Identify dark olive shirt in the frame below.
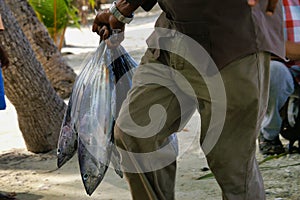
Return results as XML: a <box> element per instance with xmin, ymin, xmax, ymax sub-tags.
<box><xmin>128</xmin><ymin>0</ymin><xmax>284</xmax><ymax>69</ymax></box>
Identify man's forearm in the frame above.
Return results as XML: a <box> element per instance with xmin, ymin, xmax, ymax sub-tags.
<box><xmin>286</xmin><ymin>40</ymin><xmax>300</xmax><ymax>61</ymax></box>
<box><xmin>116</xmin><ymin>0</ymin><xmax>157</xmax><ymax>16</ymax></box>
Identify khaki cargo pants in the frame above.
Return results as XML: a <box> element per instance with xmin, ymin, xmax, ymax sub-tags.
<box><xmin>114</xmin><ymin>40</ymin><xmax>269</xmax><ymax>200</ymax></box>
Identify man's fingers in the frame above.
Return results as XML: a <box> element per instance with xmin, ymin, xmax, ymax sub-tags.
<box><xmin>102</xmin><ymin>26</ymin><xmax>110</xmax><ymax>40</ymax></box>
<box><xmin>266</xmin><ymin>0</ymin><xmax>279</xmax><ymax>15</ymax></box>
<box><xmin>92</xmin><ymin>23</ymin><xmax>99</xmax><ymax>33</ymax></box>
<box><xmin>92</xmin><ymin>25</ymin><xmax>110</xmax><ymax>41</ymax></box>
<box><xmin>91</xmin><ymin>8</ymin><xmax>125</xmax><ymax>45</ymax></box>
<box><xmin>92</xmin><ymin>9</ymin><xmax>110</xmax><ymax>34</ymax></box>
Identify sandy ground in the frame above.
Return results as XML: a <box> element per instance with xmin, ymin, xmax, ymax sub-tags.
<box><xmin>1</xmin><ymin>10</ymin><xmax>300</xmax><ymax>200</ymax></box>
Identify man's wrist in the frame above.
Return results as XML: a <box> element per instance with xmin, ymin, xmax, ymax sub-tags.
<box><xmin>115</xmin><ymin>0</ymin><xmax>140</xmax><ymax>17</ymax></box>
<box><xmin>110</xmin><ymin>1</ymin><xmax>134</xmax><ymax>24</ymax></box>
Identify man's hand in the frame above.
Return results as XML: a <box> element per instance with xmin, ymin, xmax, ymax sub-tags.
<box><xmin>92</xmin><ymin>0</ymin><xmax>140</xmax><ymax>47</ymax></box>
<box><xmin>248</xmin><ymin>0</ymin><xmax>279</xmax><ymax>15</ymax></box>
<box><xmin>92</xmin><ymin>9</ymin><xmax>125</xmax><ymax>46</ymax></box>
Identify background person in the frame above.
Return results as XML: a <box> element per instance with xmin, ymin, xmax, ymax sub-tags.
<box><xmin>0</xmin><ymin>14</ymin><xmax>9</xmax><ymax>110</ymax></box>
<box><xmin>259</xmin><ymin>0</ymin><xmax>300</xmax><ymax>155</ymax></box>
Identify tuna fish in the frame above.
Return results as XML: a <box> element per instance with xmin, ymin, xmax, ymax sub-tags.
<box><xmin>57</xmin><ymin>41</ymin><xmax>138</xmax><ymax>196</ymax></box>
<box><xmin>78</xmin><ymin>138</ymin><xmax>109</xmax><ymax>196</ymax></box>
<box><xmin>57</xmin><ymin>97</ymin><xmax>78</xmax><ymax>168</ymax></box>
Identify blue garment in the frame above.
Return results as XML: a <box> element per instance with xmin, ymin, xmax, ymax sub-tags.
<box><xmin>0</xmin><ymin>68</ymin><xmax>6</xmax><ymax>110</ymax></box>
<box><xmin>261</xmin><ymin>61</ymin><xmax>295</xmax><ymax>140</ymax></box>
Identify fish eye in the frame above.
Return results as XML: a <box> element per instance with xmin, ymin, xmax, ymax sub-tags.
<box><xmin>57</xmin><ymin>149</ymin><xmax>61</xmax><ymax>155</ymax></box>
<box><xmin>83</xmin><ymin>174</ymin><xmax>89</xmax><ymax>180</ymax></box>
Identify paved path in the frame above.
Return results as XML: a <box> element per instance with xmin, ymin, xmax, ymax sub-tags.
<box><xmin>0</xmin><ymin>10</ymin><xmax>160</xmax><ymax>152</ymax></box>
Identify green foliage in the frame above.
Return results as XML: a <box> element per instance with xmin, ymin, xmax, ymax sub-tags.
<box><xmin>196</xmin><ymin>173</ymin><xmax>215</xmax><ymax>180</ymax></box>
<box><xmin>258</xmin><ymin>152</ymin><xmax>288</xmax><ymax>165</ymax></box>
<box><xmin>89</xmin><ymin>0</ymin><xmax>95</xmax><ymax>9</ymax></box>
<box><xmin>28</xmin><ymin>0</ymin><xmax>80</xmax><ymax>38</ymax></box>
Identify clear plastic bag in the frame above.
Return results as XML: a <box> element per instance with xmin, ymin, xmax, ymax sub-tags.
<box><xmin>57</xmin><ymin>41</ymin><xmax>137</xmax><ymax>195</ymax></box>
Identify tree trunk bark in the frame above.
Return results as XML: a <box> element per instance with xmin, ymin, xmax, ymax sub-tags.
<box><xmin>4</xmin><ymin>0</ymin><xmax>77</xmax><ymax>99</ymax></box>
<box><xmin>0</xmin><ymin>0</ymin><xmax>66</xmax><ymax>153</ymax></box>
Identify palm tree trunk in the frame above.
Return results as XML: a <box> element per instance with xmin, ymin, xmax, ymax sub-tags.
<box><xmin>0</xmin><ymin>0</ymin><xmax>66</xmax><ymax>153</ymax></box>
<box><xmin>4</xmin><ymin>0</ymin><xmax>77</xmax><ymax>99</ymax></box>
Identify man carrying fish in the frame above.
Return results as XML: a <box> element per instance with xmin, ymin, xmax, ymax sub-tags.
<box><xmin>92</xmin><ymin>0</ymin><xmax>284</xmax><ymax>199</ymax></box>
